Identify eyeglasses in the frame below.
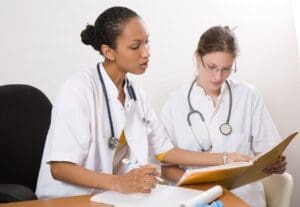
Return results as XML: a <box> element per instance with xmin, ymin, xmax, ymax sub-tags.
<box><xmin>201</xmin><ymin>58</ymin><xmax>237</xmax><ymax>75</ymax></box>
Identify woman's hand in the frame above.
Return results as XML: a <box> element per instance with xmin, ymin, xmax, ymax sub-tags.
<box><xmin>116</xmin><ymin>165</ymin><xmax>159</xmax><ymax>193</ymax></box>
<box><xmin>263</xmin><ymin>155</ymin><xmax>287</xmax><ymax>174</ymax></box>
<box><xmin>227</xmin><ymin>152</ymin><xmax>252</xmax><ymax>163</ymax></box>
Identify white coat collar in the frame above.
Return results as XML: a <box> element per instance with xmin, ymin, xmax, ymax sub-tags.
<box><xmin>218</xmin><ymin>79</ymin><xmax>232</xmax><ymax>102</ymax></box>
<box><xmin>99</xmin><ymin>63</ymin><xmax>119</xmax><ymax>99</ymax></box>
<box><xmin>193</xmin><ymin>79</ymin><xmax>231</xmax><ymax>101</ymax></box>
<box><xmin>99</xmin><ymin>63</ymin><xmax>134</xmax><ymax>108</ymax></box>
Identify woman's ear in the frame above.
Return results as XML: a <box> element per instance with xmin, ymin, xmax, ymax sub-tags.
<box><xmin>194</xmin><ymin>53</ymin><xmax>201</xmax><ymax>67</ymax></box>
<box><xmin>100</xmin><ymin>45</ymin><xmax>116</xmax><ymax>61</ymax></box>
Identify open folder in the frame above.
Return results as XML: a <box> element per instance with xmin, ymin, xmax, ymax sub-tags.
<box><xmin>177</xmin><ymin>131</ymin><xmax>299</xmax><ymax>189</ymax></box>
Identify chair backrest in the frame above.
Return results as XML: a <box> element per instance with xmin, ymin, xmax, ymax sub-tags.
<box><xmin>261</xmin><ymin>172</ymin><xmax>293</xmax><ymax>207</ymax></box>
<box><xmin>0</xmin><ymin>84</ymin><xmax>52</xmax><ymax>192</ymax></box>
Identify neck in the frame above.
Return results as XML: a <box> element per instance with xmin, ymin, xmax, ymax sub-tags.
<box><xmin>102</xmin><ymin>60</ymin><xmax>126</xmax><ymax>105</ymax></box>
<box><xmin>103</xmin><ymin>60</ymin><xmax>126</xmax><ymax>91</ymax></box>
<box><xmin>196</xmin><ymin>77</ymin><xmax>220</xmax><ymax>106</ymax></box>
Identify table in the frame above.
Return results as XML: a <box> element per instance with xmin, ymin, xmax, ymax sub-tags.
<box><xmin>0</xmin><ymin>185</ymin><xmax>250</xmax><ymax>207</ymax></box>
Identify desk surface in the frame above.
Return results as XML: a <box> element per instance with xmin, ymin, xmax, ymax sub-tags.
<box><xmin>0</xmin><ymin>185</ymin><xmax>249</xmax><ymax>207</ymax></box>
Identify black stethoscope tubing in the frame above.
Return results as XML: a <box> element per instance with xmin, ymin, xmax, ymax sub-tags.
<box><xmin>97</xmin><ymin>63</ymin><xmax>115</xmax><ymax>139</ymax></box>
<box><xmin>97</xmin><ymin>63</ymin><xmax>138</xmax><ymax>150</ymax></box>
<box><xmin>187</xmin><ymin>78</ymin><xmax>233</xmax><ymax>136</ymax></box>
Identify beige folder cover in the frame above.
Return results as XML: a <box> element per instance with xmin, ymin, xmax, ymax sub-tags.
<box><xmin>177</xmin><ymin>131</ymin><xmax>299</xmax><ymax>189</ymax></box>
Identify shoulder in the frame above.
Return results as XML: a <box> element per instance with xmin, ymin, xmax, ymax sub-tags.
<box><xmin>160</xmin><ymin>83</ymin><xmax>191</xmax><ymax>112</ymax></box>
<box><xmin>168</xmin><ymin>83</ymin><xmax>191</xmax><ymax>101</ymax></box>
<box><xmin>62</xmin><ymin>68</ymin><xmax>97</xmax><ymax>90</ymax></box>
<box><xmin>166</xmin><ymin>83</ymin><xmax>191</xmax><ymax>103</ymax></box>
<box><xmin>59</xmin><ymin>68</ymin><xmax>98</xmax><ymax>95</ymax></box>
<box><xmin>229</xmin><ymin>79</ymin><xmax>260</xmax><ymax>97</ymax></box>
<box><xmin>55</xmin><ymin>67</ymin><xmax>99</xmax><ymax>105</ymax></box>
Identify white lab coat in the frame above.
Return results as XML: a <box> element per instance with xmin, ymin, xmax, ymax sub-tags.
<box><xmin>160</xmin><ymin>79</ymin><xmax>281</xmax><ymax>207</ymax></box>
<box><xmin>36</xmin><ymin>63</ymin><xmax>173</xmax><ymax>198</ymax></box>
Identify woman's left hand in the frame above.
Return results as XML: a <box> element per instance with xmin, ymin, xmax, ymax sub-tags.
<box><xmin>263</xmin><ymin>155</ymin><xmax>287</xmax><ymax>174</ymax></box>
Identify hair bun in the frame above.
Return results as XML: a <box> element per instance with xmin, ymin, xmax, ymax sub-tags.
<box><xmin>81</xmin><ymin>25</ymin><xmax>97</xmax><ymax>49</ymax></box>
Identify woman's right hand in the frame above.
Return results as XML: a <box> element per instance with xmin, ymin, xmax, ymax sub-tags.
<box><xmin>227</xmin><ymin>152</ymin><xmax>252</xmax><ymax>163</ymax></box>
<box><xmin>116</xmin><ymin>165</ymin><xmax>159</xmax><ymax>193</ymax></box>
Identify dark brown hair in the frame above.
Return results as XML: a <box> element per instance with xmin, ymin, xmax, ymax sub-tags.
<box><xmin>196</xmin><ymin>26</ymin><xmax>238</xmax><ymax>58</ymax></box>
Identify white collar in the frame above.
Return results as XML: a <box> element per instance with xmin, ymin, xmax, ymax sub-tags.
<box><xmin>99</xmin><ymin>63</ymin><xmax>119</xmax><ymax>99</ymax></box>
<box><xmin>99</xmin><ymin>63</ymin><xmax>134</xmax><ymax>106</ymax></box>
<box><xmin>194</xmin><ymin>79</ymin><xmax>230</xmax><ymax>98</ymax></box>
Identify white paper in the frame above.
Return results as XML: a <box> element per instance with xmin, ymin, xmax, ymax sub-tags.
<box><xmin>181</xmin><ymin>185</ymin><xmax>223</xmax><ymax>207</ymax></box>
<box><xmin>90</xmin><ymin>184</ymin><xmax>203</xmax><ymax>207</ymax></box>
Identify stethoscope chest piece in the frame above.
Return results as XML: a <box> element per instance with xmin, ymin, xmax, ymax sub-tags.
<box><xmin>219</xmin><ymin>123</ymin><xmax>232</xmax><ymax>135</ymax></box>
<box><xmin>108</xmin><ymin>136</ymin><xmax>119</xmax><ymax>150</ymax></box>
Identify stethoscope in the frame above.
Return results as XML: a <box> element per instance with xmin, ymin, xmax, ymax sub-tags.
<box><xmin>97</xmin><ymin>63</ymin><xmax>151</xmax><ymax>150</ymax></box>
<box><xmin>97</xmin><ymin>63</ymin><xmax>138</xmax><ymax>150</ymax></box>
<box><xmin>187</xmin><ymin>78</ymin><xmax>233</xmax><ymax>151</ymax></box>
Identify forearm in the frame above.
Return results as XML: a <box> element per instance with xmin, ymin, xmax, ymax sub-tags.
<box><xmin>50</xmin><ymin>161</ymin><xmax>120</xmax><ymax>191</ymax></box>
<box><xmin>161</xmin><ymin>165</ymin><xmax>184</xmax><ymax>182</ymax></box>
<box><xmin>162</xmin><ymin>148</ymin><xmax>223</xmax><ymax>166</ymax></box>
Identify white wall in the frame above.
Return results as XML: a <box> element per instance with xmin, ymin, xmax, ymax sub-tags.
<box><xmin>292</xmin><ymin>0</ymin><xmax>300</xmax><ymax>68</ymax></box>
<box><xmin>0</xmin><ymin>0</ymin><xmax>299</xmax><ymax>206</ymax></box>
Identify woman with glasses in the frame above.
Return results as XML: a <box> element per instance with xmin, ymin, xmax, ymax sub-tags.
<box><xmin>160</xmin><ymin>26</ymin><xmax>287</xmax><ymax>207</ymax></box>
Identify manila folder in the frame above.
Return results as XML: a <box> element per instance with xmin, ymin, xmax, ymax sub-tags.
<box><xmin>177</xmin><ymin>131</ymin><xmax>299</xmax><ymax>189</ymax></box>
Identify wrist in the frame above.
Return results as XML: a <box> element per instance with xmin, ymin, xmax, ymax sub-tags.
<box><xmin>111</xmin><ymin>175</ymin><xmax>122</xmax><ymax>192</ymax></box>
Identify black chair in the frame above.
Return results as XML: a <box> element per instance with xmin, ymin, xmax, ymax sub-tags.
<box><xmin>0</xmin><ymin>84</ymin><xmax>52</xmax><ymax>203</ymax></box>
